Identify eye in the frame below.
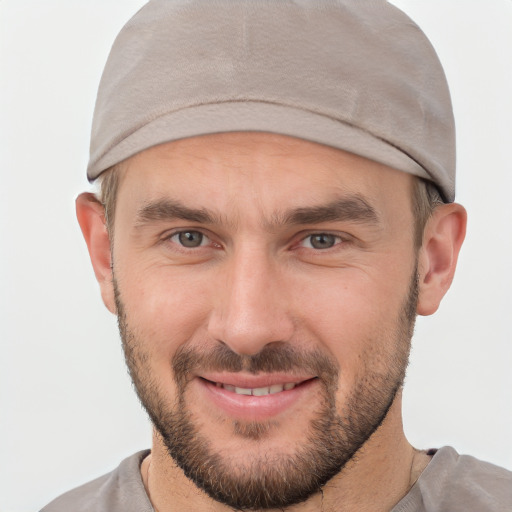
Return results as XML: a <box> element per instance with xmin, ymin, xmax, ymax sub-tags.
<box><xmin>171</xmin><ymin>230</ymin><xmax>208</xmax><ymax>248</ymax></box>
<box><xmin>302</xmin><ymin>233</ymin><xmax>341</xmax><ymax>250</ymax></box>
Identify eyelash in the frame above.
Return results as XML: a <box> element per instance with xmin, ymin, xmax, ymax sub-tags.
<box><xmin>298</xmin><ymin>233</ymin><xmax>344</xmax><ymax>250</ymax></box>
<box><xmin>167</xmin><ymin>230</ymin><xmax>215</xmax><ymax>249</ymax></box>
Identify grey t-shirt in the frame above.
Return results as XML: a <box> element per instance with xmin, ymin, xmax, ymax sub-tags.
<box><xmin>40</xmin><ymin>447</ymin><xmax>512</xmax><ymax>511</ymax></box>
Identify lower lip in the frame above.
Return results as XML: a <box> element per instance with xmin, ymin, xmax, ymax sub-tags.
<box><xmin>197</xmin><ymin>378</ymin><xmax>317</xmax><ymax>421</ymax></box>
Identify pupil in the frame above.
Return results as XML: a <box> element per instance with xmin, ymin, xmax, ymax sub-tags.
<box><xmin>311</xmin><ymin>234</ymin><xmax>335</xmax><ymax>249</ymax></box>
<box><xmin>179</xmin><ymin>231</ymin><xmax>203</xmax><ymax>247</ymax></box>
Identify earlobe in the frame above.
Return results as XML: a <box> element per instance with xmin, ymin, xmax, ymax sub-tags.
<box><xmin>417</xmin><ymin>203</ymin><xmax>467</xmax><ymax>316</ymax></box>
<box><xmin>76</xmin><ymin>192</ymin><xmax>116</xmax><ymax>314</ymax></box>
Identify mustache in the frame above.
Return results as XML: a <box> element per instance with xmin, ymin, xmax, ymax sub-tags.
<box><xmin>172</xmin><ymin>343</ymin><xmax>339</xmax><ymax>390</ymax></box>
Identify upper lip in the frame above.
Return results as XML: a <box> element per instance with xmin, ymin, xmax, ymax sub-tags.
<box><xmin>198</xmin><ymin>373</ymin><xmax>315</xmax><ymax>389</ymax></box>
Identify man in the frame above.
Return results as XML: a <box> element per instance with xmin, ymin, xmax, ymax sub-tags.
<box><xmin>41</xmin><ymin>0</ymin><xmax>512</xmax><ymax>511</ymax></box>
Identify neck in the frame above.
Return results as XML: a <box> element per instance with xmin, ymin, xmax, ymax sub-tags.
<box><xmin>141</xmin><ymin>392</ymin><xmax>430</xmax><ymax>512</ymax></box>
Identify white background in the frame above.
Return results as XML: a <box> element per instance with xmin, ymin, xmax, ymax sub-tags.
<box><xmin>1</xmin><ymin>1</ymin><xmax>511</xmax><ymax>510</ymax></box>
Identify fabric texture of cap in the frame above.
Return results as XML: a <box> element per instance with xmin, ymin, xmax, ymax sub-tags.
<box><xmin>88</xmin><ymin>0</ymin><xmax>456</xmax><ymax>202</ymax></box>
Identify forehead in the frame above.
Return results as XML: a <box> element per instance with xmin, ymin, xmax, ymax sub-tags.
<box><xmin>115</xmin><ymin>132</ymin><xmax>415</xmax><ymax>218</ymax></box>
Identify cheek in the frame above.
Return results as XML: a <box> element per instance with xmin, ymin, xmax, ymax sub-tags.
<box><xmin>293</xmin><ymin>267</ymin><xmax>412</xmax><ymax>378</ymax></box>
<box><xmin>116</xmin><ymin>262</ymin><xmax>214</xmax><ymax>369</ymax></box>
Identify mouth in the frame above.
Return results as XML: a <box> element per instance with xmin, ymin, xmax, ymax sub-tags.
<box><xmin>204</xmin><ymin>378</ymin><xmax>308</xmax><ymax>396</ymax></box>
<box><xmin>196</xmin><ymin>375</ymin><xmax>318</xmax><ymax>421</ymax></box>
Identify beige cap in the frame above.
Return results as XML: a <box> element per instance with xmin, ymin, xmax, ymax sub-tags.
<box><xmin>88</xmin><ymin>0</ymin><xmax>456</xmax><ymax>202</ymax></box>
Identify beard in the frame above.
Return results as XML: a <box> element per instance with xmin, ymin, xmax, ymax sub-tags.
<box><xmin>115</xmin><ymin>269</ymin><xmax>418</xmax><ymax>511</ymax></box>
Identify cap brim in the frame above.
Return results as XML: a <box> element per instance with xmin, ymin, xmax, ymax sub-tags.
<box><xmin>88</xmin><ymin>101</ymin><xmax>432</xmax><ymax>186</ymax></box>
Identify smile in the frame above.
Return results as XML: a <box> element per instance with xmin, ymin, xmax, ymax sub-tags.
<box><xmin>196</xmin><ymin>375</ymin><xmax>317</xmax><ymax>421</ymax></box>
<box><xmin>214</xmin><ymin>381</ymin><xmax>298</xmax><ymax>396</ymax></box>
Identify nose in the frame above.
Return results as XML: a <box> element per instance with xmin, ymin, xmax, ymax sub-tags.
<box><xmin>207</xmin><ymin>245</ymin><xmax>295</xmax><ymax>356</ymax></box>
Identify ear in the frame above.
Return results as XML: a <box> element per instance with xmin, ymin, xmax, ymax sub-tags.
<box><xmin>417</xmin><ymin>203</ymin><xmax>467</xmax><ymax>316</ymax></box>
<box><xmin>76</xmin><ymin>192</ymin><xmax>116</xmax><ymax>314</ymax></box>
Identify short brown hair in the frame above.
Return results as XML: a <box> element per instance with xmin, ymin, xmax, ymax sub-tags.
<box><xmin>97</xmin><ymin>164</ymin><xmax>121</xmax><ymax>236</ymax></box>
<box><xmin>411</xmin><ymin>178</ymin><xmax>444</xmax><ymax>247</ymax></box>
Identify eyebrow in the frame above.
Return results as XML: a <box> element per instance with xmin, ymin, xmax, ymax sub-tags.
<box><xmin>135</xmin><ymin>200</ymin><xmax>219</xmax><ymax>226</ymax></box>
<box><xmin>279</xmin><ymin>196</ymin><xmax>379</xmax><ymax>226</ymax></box>
<box><xmin>134</xmin><ymin>195</ymin><xmax>379</xmax><ymax>229</ymax></box>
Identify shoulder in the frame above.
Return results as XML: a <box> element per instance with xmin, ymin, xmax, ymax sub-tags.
<box><xmin>40</xmin><ymin>450</ymin><xmax>152</xmax><ymax>512</ymax></box>
<box><xmin>434</xmin><ymin>446</ymin><xmax>512</xmax><ymax>507</ymax></box>
<box><xmin>394</xmin><ymin>447</ymin><xmax>512</xmax><ymax>512</ymax></box>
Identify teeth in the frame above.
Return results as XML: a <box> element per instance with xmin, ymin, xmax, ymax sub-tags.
<box><xmin>235</xmin><ymin>387</ymin><xmax>252</xmax><ymax>395</ymax></box>
<box><xmin>252</xmin><ymin>386</ymin><xmax>270</xmax><ymax>396</ymax></box>
<box><xmin>269</xmin><ymin>384</ymin><xmax>283</xmax><ymax>394</ymax></box>
<box><xmin>218</xmin><ymin>382</ymin><xmax>297</xmax><ymax>396</ymax></box>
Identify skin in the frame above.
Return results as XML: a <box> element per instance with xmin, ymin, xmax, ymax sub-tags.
<box><xmin>77</xmin><ymin>132</ymin><xmax>466</xmax><ymax>512</ymax></box>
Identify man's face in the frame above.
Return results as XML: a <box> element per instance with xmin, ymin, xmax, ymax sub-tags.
<box><xmin>110</xmin><ymin>133</ymin><xmax>419</xmax><ymax>509</ymax></box>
